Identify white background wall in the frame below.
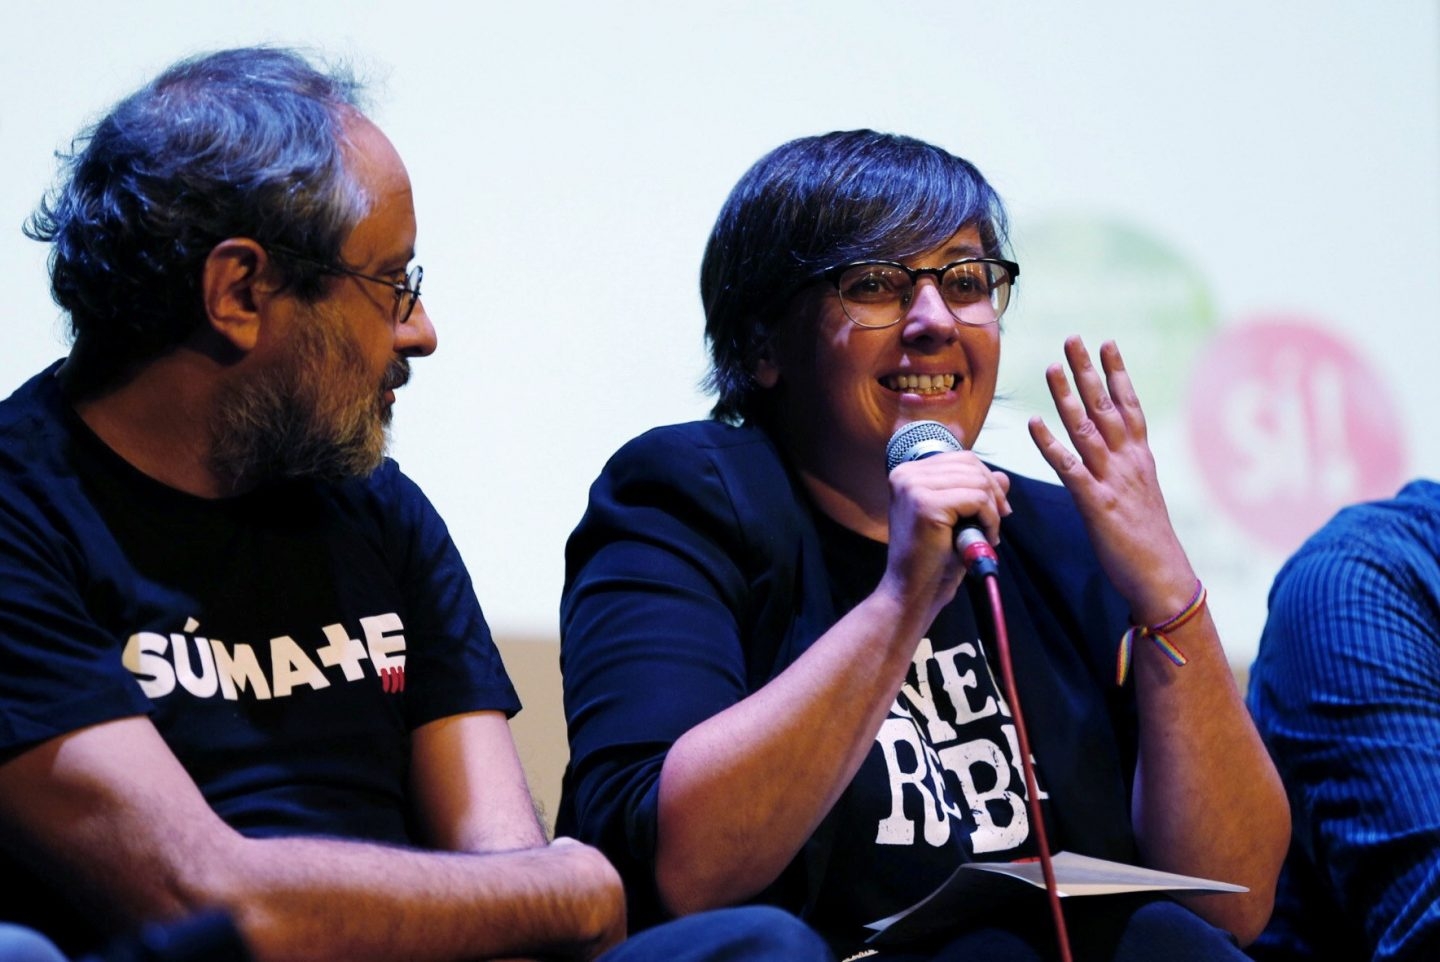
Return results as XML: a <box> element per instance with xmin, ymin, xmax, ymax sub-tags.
<box><xmin>3</xmin><ymin>1</ymin><xmax>1437</xmax><ymax>667</ymax></box>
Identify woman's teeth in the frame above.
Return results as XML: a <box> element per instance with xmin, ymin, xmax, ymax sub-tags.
<box><xmin>884</xmin><ymin>373</ymin><xmax>956</xmax><ymax>395</ymax></box>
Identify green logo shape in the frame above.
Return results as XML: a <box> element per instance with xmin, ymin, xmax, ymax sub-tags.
<box><xmin>997</xmin><ymin>215</ymin><xmax>1217</xmax><ymax>419</ymax></box>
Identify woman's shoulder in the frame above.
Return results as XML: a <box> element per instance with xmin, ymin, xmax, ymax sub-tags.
<box><xmin>600</xmin><ymin>420</ymin><xmax>788</xmax><ymax>489</ymax></box>
<box><xmin>567</xmin><ymin>420</ymin><xmax>811</xmax><ymax>589</ymax></box>
<box><xmin>611</xmin><ymin>419</ymin><xmax>776</xmax><ymax>460</ymax></box>
<box><xmin>992</xmin><ymin>466</ymin><xmax>1114</xmax><ymax>591</ymax></box>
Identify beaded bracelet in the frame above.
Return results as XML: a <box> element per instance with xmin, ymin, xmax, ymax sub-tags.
<box><xmin>1115</xmin><ymin>580</ymin><xmax>1206</xmax><ymax>686</ymax></box>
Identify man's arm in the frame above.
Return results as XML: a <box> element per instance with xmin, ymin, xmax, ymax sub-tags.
<box><xmin>408</xmin><ymin>710</ymin><xmax>548</xmax><ymax>852</ymax></box>
<box><xmin>0</xmin><ymin>715</ymin><xmax>624</xmax><ymax>962</ymax></box>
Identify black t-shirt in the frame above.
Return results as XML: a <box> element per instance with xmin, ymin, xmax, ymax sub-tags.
<box><xmin>560</xmin><ymin>421</ymin><xmax>1141</xmax><ymax>952</ymax></box>
<box><xmin>810</xmin><ymin>511</ymin><xmax>1055</xmax><ymax>936</ymax></box>
<box><xmin>0</xmin><ymin>363</ymin><xmax>519</xmax><ymax>950</ymax></box>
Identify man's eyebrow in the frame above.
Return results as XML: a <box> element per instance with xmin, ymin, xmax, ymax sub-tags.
<box><xmin>379</xmin><ymin>248</ymin><xmax>416</xmax><ymax>272</ymax></box>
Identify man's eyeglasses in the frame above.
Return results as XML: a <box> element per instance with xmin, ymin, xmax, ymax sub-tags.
<box><xmin>821</xmin><ymin>258</ymin><xmax>1019</xmax><ymax>329</ymax></box>
<box><xmin>269</xmin><ymin>246</ymin><xmax>424</xmax><ymax>326</ymax></box>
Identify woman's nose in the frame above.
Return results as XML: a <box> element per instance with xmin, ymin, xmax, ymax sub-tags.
<box><xmin>899</xmin><ymin>279</ymin><xmax>957</xmax><ymax>345</ymax></box>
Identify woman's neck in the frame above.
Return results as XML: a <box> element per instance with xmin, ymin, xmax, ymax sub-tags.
<box><xmin>795</xmin><ymin>464</ymin><xmax>891</xmax><ymax>544</ymax></box>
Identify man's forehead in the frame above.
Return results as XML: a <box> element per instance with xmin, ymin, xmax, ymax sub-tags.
<box><xmin>341</xmin><ymin>115</ymin><xmax>410</xmax><ymax>195</ymax></box>
<box><xmin>338</xmin><ymin>115</ymin><xmax>416</xmax><ymax>267</ymax></box>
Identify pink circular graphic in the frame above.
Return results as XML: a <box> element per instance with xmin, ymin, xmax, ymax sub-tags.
<box><xmin>1186</xmin><ymin>316</ymin><xmax>1408</xmax><ymax>554</ymax></box>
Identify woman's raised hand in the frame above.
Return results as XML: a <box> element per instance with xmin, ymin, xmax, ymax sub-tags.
<box><xmin>1027</xmin><ymin>336</ymin><xmax>1197</xmax><ymax>623</ymax></box>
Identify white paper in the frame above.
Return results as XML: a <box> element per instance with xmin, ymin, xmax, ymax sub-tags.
<box><xmin>864</xmin><ymin>852</ymin><xmax>1247</xmax><ymax>945</ymax></box>
<box><xmin>960</xmin><ymin>851</ymin><xmax>1249</xmax><ymax>898</ymax></box>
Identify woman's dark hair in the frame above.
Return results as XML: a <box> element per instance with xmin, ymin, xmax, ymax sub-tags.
<box><xmin>700</xmin><ymin>129</ymin><xmax>1009</xmax><ymax>424</ymax></box>
<box><xmin>24</xmin><ymin>46</ymin><xmax>368</xmax><ymax>397</ymax></box>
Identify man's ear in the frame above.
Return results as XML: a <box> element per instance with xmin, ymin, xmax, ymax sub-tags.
<box><xmin>201</xmin><ymin>239</ymin><xmax>274</xmax><ymax>354</ymax></box>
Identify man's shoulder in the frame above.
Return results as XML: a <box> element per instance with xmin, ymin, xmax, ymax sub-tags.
<box><xmin>321</xmin><ymin>458</ymin><xmax>432</xmax><ymax>528</ymax></box>
<box><xmin>1289</xmin><ymin>479</ymin><xmax>1440</xmax><ymax>569</ymax></box>
<box><xmin>1357</xmin><ymin>479</ymin><xmax>1440</xmax><ymax>543</ymax></box>
<box><xmin>0</xmin><ymin>364</ymin><xmax>68</xmax><ymax>448</ymax></box>
<box><xmin>0</xmin><ymin>364</ymin><xmax>78</xmax><ymax>496</ymax></box>
<box><xmin>1260</xmin><ymin>479</ymin><xmax>1440</xmax><ymax>638</ymax></box>
<box><xmin>341</xmin><ymin>456</ymin><xmax>411</xmax><ymax>496</ymax></box>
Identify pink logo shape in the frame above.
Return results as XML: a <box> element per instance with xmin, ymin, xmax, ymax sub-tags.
<box><xmin>380</xmin><ymin>666</ymin><xmax>406</xmax><ymax>694</ymax></box>
<box><xmin>1186</xmin><ymin>316</ymin><xmax>1407</xmax><ymax>553</ymax></box>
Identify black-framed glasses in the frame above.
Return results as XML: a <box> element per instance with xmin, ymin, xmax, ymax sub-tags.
<box><xmin>821</xmin><ymin>257</ymin><xmax>1019</xmax><ymax>329</ymax></box>
<box><xmin>268</xmin><ymin>246</ymin><xmax>423</xmax><ymax>325</ymax></box>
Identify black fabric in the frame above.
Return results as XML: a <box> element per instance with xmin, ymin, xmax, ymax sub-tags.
<box><xmin>806</xmin><ymin>507</ymin><xmax>1060</xmax><ymax>932</ymax></box>
<box><xmin>0</xmin><ymin>363</ymin><xmax>518</xmax><ymax>952</ymax></box>
<box><xmin>557</xmin><ymin>420</ymin><xmax>1143</xmax><ymax>952</ymax></box>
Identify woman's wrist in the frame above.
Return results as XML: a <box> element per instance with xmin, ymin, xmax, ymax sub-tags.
<box><xmin>1116</xmin><ymin>580</ymin><xmax>1208</xmax><ymax>686</ymax></box>
<box><xmin>1118</xmin><ymin>551</ymin><xmax>1199</xmax><ymax>626</ymax></box>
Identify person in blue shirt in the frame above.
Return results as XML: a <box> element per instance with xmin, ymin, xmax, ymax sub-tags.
<box><xmin>1249</xmin><ymin>480</ymin><xmax>1440</xmax><ymax>961</ymax></box>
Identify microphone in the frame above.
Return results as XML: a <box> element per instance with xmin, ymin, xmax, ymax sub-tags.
<box><xmin>887</xmin><ymin>422</ymin><xmax>1066</xmax><ymax>961</ymax></box>
<box><xmin>885</xmin><ymin>421</ymin><xmax>999</xmax><ymax>577</ymax></box>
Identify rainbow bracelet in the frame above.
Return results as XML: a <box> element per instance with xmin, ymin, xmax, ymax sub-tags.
<box><xmin>1115</xmin><ymin>581</ymin><xmax>1206</xmax><ymax>686</ymax></box>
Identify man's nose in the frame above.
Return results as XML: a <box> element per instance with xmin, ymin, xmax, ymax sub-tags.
<box><xmin>397</xmin><ymin>298</ymin><xmax>437</xmax><ymax>357</ymax></box>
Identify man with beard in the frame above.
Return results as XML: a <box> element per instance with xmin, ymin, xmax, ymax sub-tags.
<box><xmin>0</xmin><ymin>47</ymin><xmax>830</xmax><ymax>962</ymax></box>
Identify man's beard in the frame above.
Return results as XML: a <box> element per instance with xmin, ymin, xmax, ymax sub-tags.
<box><xmin>209</xmin><ymin>309</ymin><xmax>409</xmax><ymax>492</ymax></box>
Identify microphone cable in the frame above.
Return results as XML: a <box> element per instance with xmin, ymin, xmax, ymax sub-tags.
<box><xmin>979</xmin><ymin>569</ymin><xmax>1072</xmax><ymax>962</ymax></box>
<box><xmin>887</xmin><ymin>420</ymin><xmax>1072</xmax><ymax>961</ymax></box>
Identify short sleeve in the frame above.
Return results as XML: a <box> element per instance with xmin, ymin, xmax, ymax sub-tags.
<box><xmin>361</xmin><ymin>461</ymin><xmax>520</xmax><ymax>727</ymax></box>
<box><xmin>0</xmin><ymin>459</ymin><xmax>149</xmax><ymax>762</ymax></box>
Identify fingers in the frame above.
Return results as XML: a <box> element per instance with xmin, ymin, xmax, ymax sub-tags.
<box><xmin>1043</xmin><ymin>336</ymin><xmax>1151</xmax><ymax>470</ymax></box>
<box><xmin>1060</xmin><ymin>336</ymin><xmax>1128</xmax><ymax>448</ymax></box>
<box><xmin>1045</xmin><ymin>358</ymin><xmax>1110</xmax><ymax>478</ymax></box>
<box><xmin>888</xmin><ymin>453</ymin><xmax>1010</xmax><ymax>545</ymax></box>
<box><xmin>993</xmin><ymin>468</ymin><xmax>1012</xmax><ymax>498</ymax></box>
<box><xmin>1097</xmin><ymin>339</ymin><xmax>1147</xmax><ymax>441</ymax></box>
<box><xmin>1028</xmin><ymin>414</ymin><xmax>1082</xmax><ymax>482</ymax></box>
<box><xmin>883</xmin><ymin>454</ymin><xmax>1009</xmax><ymax>614</ymax></box>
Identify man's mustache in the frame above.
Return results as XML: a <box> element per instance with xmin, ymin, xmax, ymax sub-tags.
<box><xmin>382</xmin><ymin>358</ymin><xmax>410</xmax><ymax>393</ymax></box>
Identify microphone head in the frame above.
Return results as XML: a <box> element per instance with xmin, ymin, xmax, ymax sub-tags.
<box><xmin>886</xmin><ymin>420</ymin><xmax>963</xmax><ymax>473</ymax></box>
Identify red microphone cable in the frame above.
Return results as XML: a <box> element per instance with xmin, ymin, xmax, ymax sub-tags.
<box><xmin>888</xmin><ymin>422</ymin><xmax>1073</xmax><ymax>961</ymax></box>
<box><xmin>974</xmin><ymin>555</ymin><xmax>1073</xmax><ymax>962</ymax></box>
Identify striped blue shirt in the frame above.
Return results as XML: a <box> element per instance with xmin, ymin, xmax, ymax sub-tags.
<box><xmin>1249</xmin><ymin>479</ymin><xmax>1440</xmax><ymax>961</ymax></box>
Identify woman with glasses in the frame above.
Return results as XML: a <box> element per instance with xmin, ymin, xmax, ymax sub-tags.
<box><xmin>556</xmin><ymin>130</ymin><xmax>1287</xmax><ymax>961</ymax></box>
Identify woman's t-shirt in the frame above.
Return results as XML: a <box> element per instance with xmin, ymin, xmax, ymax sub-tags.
<box><xmin>808</xmin><ymin>510</ymin><xmax>1056</xmax><ymax>938</ymax></box>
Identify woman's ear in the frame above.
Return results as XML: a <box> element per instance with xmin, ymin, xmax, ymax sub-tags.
<box><xmin>753</xmin><ymin>355</ymin><xmax>781</xmax><ymax>388</ymax></box>
<box><xmin>201</xmin><ymin>238</ymin><xmax>273</xmax><ymax>354</ymax></box>
<box><xmin>750</xmin><ymin>328</ymin><xmax>781</xmax><ymax>388</ymax></box>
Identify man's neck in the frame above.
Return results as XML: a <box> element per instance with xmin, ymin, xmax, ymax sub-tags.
<box><xmin>71</xmin><ymin>350</ymin><xmax>235</xmax><ymax>499</ymax></box>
